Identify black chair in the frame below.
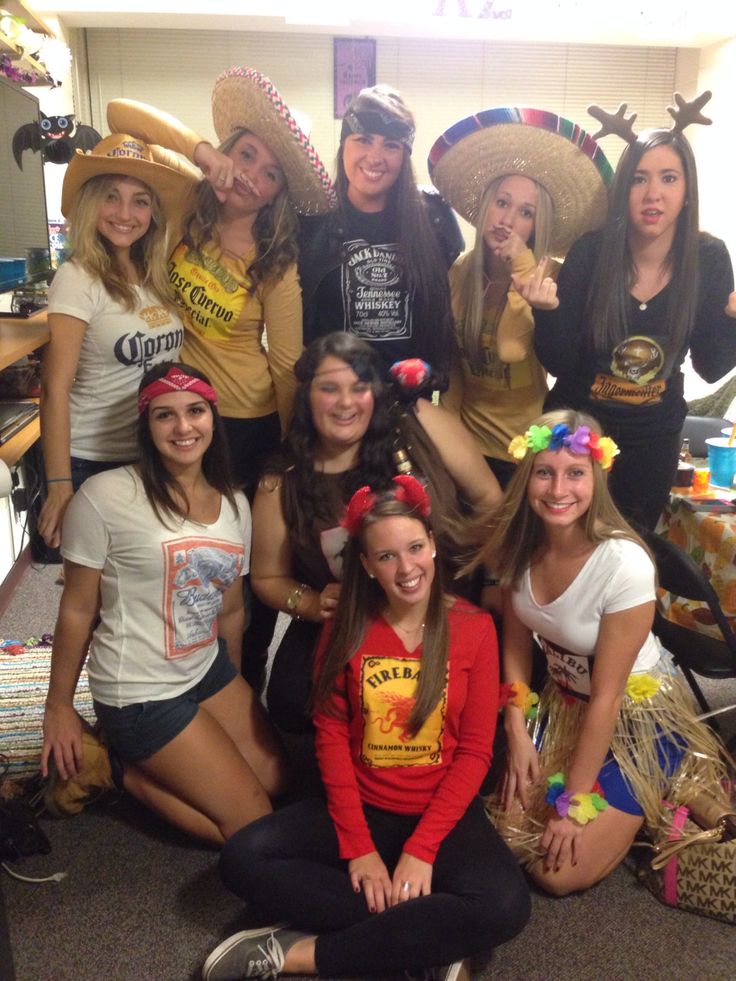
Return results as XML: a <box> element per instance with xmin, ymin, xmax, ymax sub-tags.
<box><xmin>640</xmin><ymin>528</ymin><xmax>736</xmax><ymax>749</ymax></box>
<box><xmin>680</xmin><ymin>415</ymin><xmax>730</xmax><ymax>459</ymax></box>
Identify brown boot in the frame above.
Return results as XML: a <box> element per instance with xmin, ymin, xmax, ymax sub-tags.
<box><xmin>44</xmin><ymin>730</ymin><xmax>116</xmax><ymax>817</ymax></box>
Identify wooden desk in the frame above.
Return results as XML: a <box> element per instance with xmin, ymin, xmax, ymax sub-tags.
<box><xmin>0</xmin><ymin>311</ymin><xmax>48</xmax><ymax>467</ymax></box>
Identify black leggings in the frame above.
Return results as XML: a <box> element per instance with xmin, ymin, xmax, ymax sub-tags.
<box><xmin>220</xmin><ymin>796</ymin><xmax>530</xmax><ymax>977</ymax></box>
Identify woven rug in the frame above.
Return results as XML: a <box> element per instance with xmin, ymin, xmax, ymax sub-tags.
<box><xmin>0</xmin><ymin>641</ymin><xmax>95</xmax><ymax>779</ymax></box>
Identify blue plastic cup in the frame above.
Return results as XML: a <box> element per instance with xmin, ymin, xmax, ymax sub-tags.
<box><xmin>706</xmin><ymin>437</ymin><xmax>736</xmax><ymax>488</ymax></box>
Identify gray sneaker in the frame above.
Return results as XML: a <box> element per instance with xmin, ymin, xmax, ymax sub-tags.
<box><xmin>202</xmin><ymin>924</ymin><xmax>305</xmax><ymax>981</ymax></box>
<box><xmin>405</xmin><ymin>960</ymin><xmax>472</xmax><ymax>981</ymax></box>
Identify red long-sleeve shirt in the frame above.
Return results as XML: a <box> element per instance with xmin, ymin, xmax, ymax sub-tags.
<box><xmin>314</xmin><ymin>599</ymin><xmax>499</xmax><ymax>863</ymax></box>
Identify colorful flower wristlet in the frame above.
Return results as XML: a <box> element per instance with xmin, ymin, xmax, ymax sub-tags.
<box><xmin>545</xmin><ymin>772</ymin><xmax>608</xmax><ymax>826</ymax></box>
<box><xmin>499</xmin><ymin>680</ymin><xmax>539</xmax><ymax>720</ymax></box>
<box><xmin>508</xmin><ymin>423</ymin><xmax>619</xmax><ymax>470</ymax></box>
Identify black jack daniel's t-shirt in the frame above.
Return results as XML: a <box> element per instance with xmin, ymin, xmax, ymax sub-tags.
<box><xmin>312</xmin><ymin>202</ymin><xmax>417</xmax><ymax>370</ymax></box>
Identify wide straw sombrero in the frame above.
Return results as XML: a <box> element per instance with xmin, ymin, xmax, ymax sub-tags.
<box><xmin>428</xmin><ymin>107</ymin><xmax>613</xmax><ymax>257</ymax></box>
<box><xmin>61</xmin><ymin>133</ymin><xmax>198</xmax><ymax>223</ymax></box>
<box><xmin>212</xmin><ymin>66</ymin><xmax>336</xmax><ymax>215</ymax></box>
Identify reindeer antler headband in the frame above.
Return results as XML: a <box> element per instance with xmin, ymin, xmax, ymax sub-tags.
<box><xmin>587</xmin><ymin>90</ymin><xmax>713</xmax><ymax>145</ymax></box>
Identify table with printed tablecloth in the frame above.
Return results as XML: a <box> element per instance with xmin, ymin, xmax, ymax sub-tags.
<box><xmin>655</xmin><ymin>492</ymin><xmax>736</xmax><ymax>639</ymax></box>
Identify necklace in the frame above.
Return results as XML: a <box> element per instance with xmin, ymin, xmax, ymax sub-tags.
<box><xmin>386</xmin><ymin>617</ymin><xmax>425</xmax><ymax>636</ymax></box>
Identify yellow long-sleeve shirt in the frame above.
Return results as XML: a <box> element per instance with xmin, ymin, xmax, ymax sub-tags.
<box><xmin>108</xmin><ymin>98</ymin><xmax>301</xmax><ymax>427</ymax></box>
<box><xmin>441</xmin><ymin>249</ymin><xmax>555</xmax><ymax>460</ymax></box>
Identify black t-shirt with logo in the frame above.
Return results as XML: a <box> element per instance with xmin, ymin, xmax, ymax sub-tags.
<box><xmin>536</xmin><ymin>230</ymin><xmax>736</xmax><ymax>438</ymax></box>
<box><xmin>312</xmin><ymin>203</ymin><xmax>420</xmax><ymax>371</ymax></box>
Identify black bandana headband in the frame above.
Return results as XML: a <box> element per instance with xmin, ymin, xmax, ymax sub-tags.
<box><xmin>341</xmin><ymin>109</ymin><xmax>415</xmax><ymax>152</ymax></box>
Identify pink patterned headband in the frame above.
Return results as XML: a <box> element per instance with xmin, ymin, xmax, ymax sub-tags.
<box><xmin>342</xmin><ymin>475</ymin><xmax>431</xmax><ymax>537</ymax></box>
<box><xmin>138</xmin><ymin>367</ymin><xmax>218</xmax><ymax>415</ymax></box>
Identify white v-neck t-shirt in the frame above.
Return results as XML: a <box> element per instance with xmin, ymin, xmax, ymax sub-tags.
<box><xmin>512</xmin><ymin>537</ymin><xmax>661</xmax><ymax>699</ymax></box>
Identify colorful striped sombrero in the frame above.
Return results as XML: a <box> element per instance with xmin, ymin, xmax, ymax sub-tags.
<box><xmin>212</xmin><ymin>67</ymin><xmax>336</xmax><ymax>216</ymax></box>
<box><xmin>428</xmin><ymin>107</ymin><xmax>613</xmax><ymax>257</ymax></box>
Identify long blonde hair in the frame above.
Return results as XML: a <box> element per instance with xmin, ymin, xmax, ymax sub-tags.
<box><xmin>477</xmin><ymin>409</ymin><xmax>643</xmax><ymax>587</ymax></box>
<box><xmin>182</xmin><ymin>128</ymin><xmax>298</xmax><ymax>292</ymax></box>
<box><xmin>68</xmin><ymin>174</ymin><xmax>173</xmax><ymax>310</ymax></box>
<box><xmin>455</xmin><ymin>175</ymin><xmax>553</xmax><ymax>368</ymax></box>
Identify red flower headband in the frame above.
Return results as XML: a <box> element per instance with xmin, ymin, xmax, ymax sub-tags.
<box><xmin>138</xmin><ymin>367</ymin><xmax>218</xmax><ymax>414</ymax></box>
<box><xmin>342</xmin><ymin>475</ymin><xmax>431</xmax><ymax>537</ymax></box>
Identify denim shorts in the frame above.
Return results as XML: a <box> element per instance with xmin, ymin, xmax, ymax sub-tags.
<box><xmin>93</xmin><ymin>640</ymin><xmax>237</xmax><ymax>763</ymax></box>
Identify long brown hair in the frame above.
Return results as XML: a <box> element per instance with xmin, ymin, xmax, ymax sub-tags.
<box><xmin>585</xmin><ymin>129</ymin><xmax>700</xmax><ymax>357</ymax></box>
<box><xmin>68</xmin><ymin>174</ymin><xmax>173</xmax><ymax>310</ymax></box>
<box><xmin>136</xmin><ymin>361</ymin><xmax>237</xmax><ymax>526</ymax></box>
<box><xmin>476</xmin><ymin>409</ymin><xmax>644</xmax><ymax>587</ymax></box>
<box><xmin>334</xmin><ymin>87</ymin><xmax>454</xmax><ymax>377</ymax></box>
<box><xmin>313</xmin><ymin>489</ymin><xmax>449</xmax><ymax>735</ymax></box>
<box><xmin>182</xmin><ymin>128</ymin><xmax>298</xmax><ymax>291</ymax></box>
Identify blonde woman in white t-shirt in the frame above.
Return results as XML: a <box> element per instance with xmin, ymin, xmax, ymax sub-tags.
<box><xmin>38</xmin><ymin>133</ymin><xmax>195</xmax><ymax>549</ymax></box>
<box><xmin>477</xmin><ymin>407</ymin><xmax>730</xmax><ymax>896</ymax></box>
<box><xmin>41</xmin><ymin>362</ymin><xmax>287</xmax><ymax>844</ymax></box>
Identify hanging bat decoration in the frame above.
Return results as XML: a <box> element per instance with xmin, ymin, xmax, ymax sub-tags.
<box><xmin>13</xmin><ymin>112</ymin><xmax>101</xmax><ymax>168</ymax></box>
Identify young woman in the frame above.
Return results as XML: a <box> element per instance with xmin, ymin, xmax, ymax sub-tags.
<box><xmin>251</xmin><ymin>332</ymin><xmax>502</xmax><ymax>731</ymax></box>
<box><xmin>202</xmin><ymin>479</ymin><xmax>529</xmax><ymax>981</ymax></box>
<box><xmin>480</xmin><ymin>408</ymin><xmax>731</xmax><ymax>895</ymax></box>
<box><xmin>41</xmin><ymin>362</ymin><xmax>287</xmax><ymax>845</ymax></box>
<box><xmin>522</xmin><ymin>96</ymin><xmax>736</xmax><ymax>528</ymax></box>
<box><xmin>108</xmin><ymin>66</ymin><xmax>336</xmax><ymax>493</ymax></box>
<box><xmin>428</xmin><ymin>107</ymin><xmax>612</xmax><ymax>487</ymax></box>
<box><xmin>299</xmin><ymin>84</ymin><xmax>463</xmax><ymax>383</ymax></box>
<box><xmin>38</xmin><ymin>133</ymin><xmax>194</xmax><ymax>548</ymax></box>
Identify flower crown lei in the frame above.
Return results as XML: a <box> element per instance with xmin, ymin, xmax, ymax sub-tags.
<box><xmin>508</xmin><ymin>423</ymin><xmax>620</xmax><ymax>471</ymax></box>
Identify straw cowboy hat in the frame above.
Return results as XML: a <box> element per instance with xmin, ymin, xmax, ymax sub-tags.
<box><xmin>428</xmin><ymin>107</ymin><xmax>613</xmax><ymax>257</ymax></box>
<box><xmin>212</xmin><ymin>66</ymin><xmax>336</xmax><ymax>215</ymax></box>
<box><xmin>61</xmin><ymin>132</ymin><xmax>198</xmax><ymax>223</ymax></box>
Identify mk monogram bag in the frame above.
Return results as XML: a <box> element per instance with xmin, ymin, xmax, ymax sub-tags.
<box><xmin>639</xmin><ymin>788</ymin><xmax>736</xmax><ymax>924</ymax></box>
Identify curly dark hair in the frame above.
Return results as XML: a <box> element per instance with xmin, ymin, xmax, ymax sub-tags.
<box><xmin>275</xmin><ymin>334</ymin><xmax>396</xmax><ymax>540</ymax></box>
<box><xmin>269</xmin><ymin>333</ymin><xmax>473</xmax><ymax>575</ymax></box>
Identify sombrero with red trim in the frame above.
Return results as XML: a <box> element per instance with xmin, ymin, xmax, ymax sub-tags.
<box><xmin>428</xmin><ymin>107</ymin><xmax>613</xmax><ymax>256</ymax></box>
<box><xmin>212</xmin><ymin>66</ymin><xmax>336</xmax><ymax>215</ymax></box>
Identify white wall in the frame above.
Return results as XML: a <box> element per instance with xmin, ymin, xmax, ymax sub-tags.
<box><xmin>81</xmin><ymin>28</ymin><xmax>681</xmax><ymax>184</ymax></box>
<box><xmin>75</xmin><ymin>28</ymin><xmax>733</xmax><ymax>401</ymax></box>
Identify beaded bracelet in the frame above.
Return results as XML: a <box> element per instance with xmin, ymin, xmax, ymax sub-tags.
<box><xmin>545</xmin><ymin>772</ymin><xmax>608</xmax><ymax>826</ymax></box>
<box><xmin>500</xmin><ymin>680</ymin><xmax>539</xmax><ymax>720</ymax></box>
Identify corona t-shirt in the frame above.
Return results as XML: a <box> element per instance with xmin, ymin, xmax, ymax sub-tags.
<box><xmin>49</xmin><ymin>260</ymin><xmax>184</xmax><ymax>461</ymax></box>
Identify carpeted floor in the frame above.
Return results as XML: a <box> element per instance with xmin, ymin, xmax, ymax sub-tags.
<box><xmin>1</xmin><ymin>563</ymin><xmax>735</xmax><ymax>980</ymax></box>
<box><xmin>3</xmin><ymin>795</ymin><xmax>735</xmax><ymax>981</ymax></box>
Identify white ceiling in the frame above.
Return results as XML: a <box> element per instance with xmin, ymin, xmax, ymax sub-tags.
<box><xmin>31</xmin><ymin>1</ymin><xmax>736</xmax><ymax>50</ymax></box>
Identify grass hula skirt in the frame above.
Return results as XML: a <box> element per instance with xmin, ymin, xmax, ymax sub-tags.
<box><xmin>487</xmin><ymin>654</ymin><xmax>732</xmax><ymax>867</ymax></box>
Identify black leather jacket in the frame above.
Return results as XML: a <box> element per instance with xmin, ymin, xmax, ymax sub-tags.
<box><xmin>298</xmin><ymin>187</ymin><xmax>464</xmax><ymax>348</ymax></box>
